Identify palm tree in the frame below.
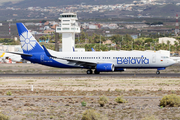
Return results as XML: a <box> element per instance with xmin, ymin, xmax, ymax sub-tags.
<box><xmin>174</xmin><ymin>41</ymin><xmax>178</xmax><ymax>52</ymax></box>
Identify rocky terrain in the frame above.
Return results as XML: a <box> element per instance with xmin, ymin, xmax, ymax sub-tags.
<box><xmin>0</xmin><ymin>63</ymin><xmax>180</xmax><ymax>119</ymax></box>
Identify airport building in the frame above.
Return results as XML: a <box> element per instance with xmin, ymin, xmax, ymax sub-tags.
<box><xmin>159</xmin><ymin>37</ymin><xmax>178</xmax><ymax>45</ymax></box>
<box><xmin>56</xmin><ymin>13</ymin><xmax>81</xmax><ymax>52</ymax></box>
<box><xmin>0</xmin><ymin>45</ymin><xmax>22</xmax><ymax>52</ymax></box>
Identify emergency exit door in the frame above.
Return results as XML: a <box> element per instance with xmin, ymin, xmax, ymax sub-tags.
<box><xmin>152</xmin><ymin>54</ymin><xmax>156</xmax><ymax>63</ymax></box>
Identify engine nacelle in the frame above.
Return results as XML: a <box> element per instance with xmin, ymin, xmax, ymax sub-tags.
<box><xmin>114</xmin><ymin>68</ymin><xmax>126</xmax><ymax>72</ymax></box>
<box><xmin>96</xmin><ymin>63</ymin><xmax>115</xmax><ymax>72</ymax></box>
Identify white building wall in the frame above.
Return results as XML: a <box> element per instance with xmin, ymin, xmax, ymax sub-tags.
<box><xmin>0</xmin><ymin>45</ymin><xmax>22</xmax><ymax>52</ymax></box>
<box><xmin>158</xmin><ymin>50</ymin><xmax>170</xmax><ymax>58</ymax></box>
<box><xmin>159</xmin><ymin>37</ymin><xmax>178</xmax><ymax>45</ymax></box>
<box><xmin>62</xmin><ymin>33</ymin><xmax>75</xmax><ymax>52</ymax></box>
<box><xmin>89</xmin><ymin>25</ymin><xmax>98</xmax><ymax>29</ymax></box>
<box><xmin>75</xmin><ymin>48</ymin><xmax>85</xmax><ymax>52</ymax></box>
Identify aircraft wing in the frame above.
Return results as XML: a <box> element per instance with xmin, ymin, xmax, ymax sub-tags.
<box><xmin>42</xmin><ymin>45</ymin><xmax>97</xmax><ymax>67</ymax></box>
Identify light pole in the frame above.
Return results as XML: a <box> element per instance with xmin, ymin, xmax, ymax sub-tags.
<box><xmin>120</xmin><ymin>42</ymin><xmax>121</xmax><ymax>50</ymax></box>
<box><xmin>78</xmin><ymin>34</ymin><xmax>80</xmax><ymax>44</ymax></box>
<box><xmin>100</xmin><ymin>35</ymin><xmax>101</xmax><ymax>48</ymax></box>
<box><xmin>131</xmin><ymin>42</ymin><xmax>133</xmax><ymax>50</ymax></box>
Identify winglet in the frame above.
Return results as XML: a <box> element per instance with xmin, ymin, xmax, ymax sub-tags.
<box><xmin>42</xmin><ymin>45</ymin><xmax>53</xmax><ymax>57</ymax></box>
<box><xmin>91</xmin><ymin>48</ymin><xmax>95</xmax><ymax>52</ymax></box>
<box><xmin>0</xmin><ymin>53</ymin><xmax>5</xmax><ymax>57</ymax></box>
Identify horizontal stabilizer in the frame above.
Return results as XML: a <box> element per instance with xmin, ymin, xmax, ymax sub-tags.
<box><xmin>8</xmin><ymin>52</ymin><xmax>32</xmax><ymax>57</ymax></box>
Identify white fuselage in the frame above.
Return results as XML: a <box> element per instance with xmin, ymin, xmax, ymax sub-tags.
<box><xmin>48</xmin><ymin>50</ymin><xmax>175</xmax><ymax>69</ymax></box>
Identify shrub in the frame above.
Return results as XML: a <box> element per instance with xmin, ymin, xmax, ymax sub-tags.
<box><xmin>0</xmin><ymin>113</ymin><xmax>9</xmax><ymax>120</ymax></box>
<box><xmin>98</xmin><ymin>101</ymin><xmax>105</xmax><ymax>107</ymax></box>
<box><xmin>81</xmin><ymin>109</ymin><xmax>108</xmax><ymax>120</ymax></box>
<box><xmin>98</xmin><ymin>95</ymin><xmax>109</xmax><ymax>107</ymax></box>
<box><xmin>6</xmin><ymin>91</ymin><xmax>12</xmax><ymax>96</ymax></box>
<box><xmin>115</xmin><ymin>96</ymin><xmax>127</xmax><ymax>103</ymax></box>
<box><xmin>115</xmin><ymin>89</ymin><xmax>121</xmax><ymax>92</ymax></box>
<box><xmin>160</xmin><ymin>94</ymin><xmax>180</xmax><ymax>107</ymax></box>
<box><xmin>107</xmin><ymin>88</ymin><xmax>110</xmax><ymax>92</ymax></box>
<box><xmin>158</xmin><ymin>88</ymin><xmax>162</xmax><ymax>91</ymax></box>
<box><xmin>81</xmin><ymin>101</ymin><xmax>87</xmax><ymax>107</ymax></box>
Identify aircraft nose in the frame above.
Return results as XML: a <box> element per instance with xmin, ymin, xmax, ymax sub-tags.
<box><xmin>170</xmin><ymin>59</ymin><xmax>176</xmax><ymax>65</ymax></box>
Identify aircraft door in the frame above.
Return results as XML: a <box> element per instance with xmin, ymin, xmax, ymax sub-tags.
<box><xmin>152</xmin><ymin>54</ymin><xmax>156</xmax><ymax>63</ymax></box>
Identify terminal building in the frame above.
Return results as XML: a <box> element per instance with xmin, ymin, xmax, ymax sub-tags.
<box><xmin>56</xmin><ymin>13</ymin><xmax>81</xmax><ymax>52</ymax></box>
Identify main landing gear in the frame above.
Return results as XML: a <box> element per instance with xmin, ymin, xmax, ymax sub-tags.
<box><xmin>156</xmin><ymin>71</ymin><xmax>160</xmax><ymax>75</ymax></box>
<box><xmin>94</xmin><ymin>70</ymin><xmax>100</xmax><ymax>74</ymax></box>
<box><xmin>87</xmin><ymin>69</ymin><xmax>93</xmax><ymax>74</ymax></box>
<box><xmin>86</xmin><ymin>69</ymin><xmax>100</xmax><ymax>74</ymax></box>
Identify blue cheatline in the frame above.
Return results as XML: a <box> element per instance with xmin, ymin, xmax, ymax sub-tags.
<box><xmin>16</xmin><ymin>23</ymin><xmax>44</xmax><ymax>54</ymax></box>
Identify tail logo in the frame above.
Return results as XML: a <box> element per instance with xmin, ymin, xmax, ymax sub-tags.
<box><xmin>20</xmin><ymin>31</ymin><xmax>36</xmax><ymax>51</ymax></box>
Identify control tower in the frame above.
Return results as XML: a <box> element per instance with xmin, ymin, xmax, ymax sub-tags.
<box><xmin>56</xmin><ymin>13</ymin><xmax>80</xmax><ymax>52</ymax></box>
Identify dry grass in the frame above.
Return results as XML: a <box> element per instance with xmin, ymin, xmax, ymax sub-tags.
<box><xmin>0</xmin><ymin>64</ymin><xmax>179</xmax><ymax>119</ymax></box>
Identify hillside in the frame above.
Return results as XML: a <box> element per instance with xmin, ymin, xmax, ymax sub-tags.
<box><xmin>143</xmin><ymin>4</ymin><xmax>180</xmax><ymax>17</ymax></box>
<box><xmin>3</xmin><ymin>0</ymin><xmax>138</xmax><ymax>8</ymax></box>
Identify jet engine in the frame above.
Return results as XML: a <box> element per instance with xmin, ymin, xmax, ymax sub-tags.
<box><xmin>96</xmin><ymin>63</ymin><xmax>115</xmax><ymax>72</ymax></box>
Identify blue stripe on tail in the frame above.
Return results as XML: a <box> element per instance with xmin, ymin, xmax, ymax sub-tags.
<box><xmin>16</xmin><ymin>23</ymin><xmax>44</xmax><ymax>54</ymax></box>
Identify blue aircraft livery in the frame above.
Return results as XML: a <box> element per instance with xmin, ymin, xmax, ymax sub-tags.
<box><xmin>7</xmin><ymin>23</ymin><xmax>176</xmax><ymax>75</ymax></box>
<box><xmin>117</xmin><ymin>56</ymin><xmax>149</xmax><ymax>64</ymax></box>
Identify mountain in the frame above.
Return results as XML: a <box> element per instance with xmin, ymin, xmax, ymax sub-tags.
<box><xmin>143</xmin><ymin>4</ymin><xmax>180</xmax><ymax>17</ymax></box>
<box><xmin>3</xmin><ymin>0</ymin><xmax>138</xmax><ymax>8</ymax></box>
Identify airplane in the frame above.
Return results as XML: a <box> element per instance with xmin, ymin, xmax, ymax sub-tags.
<box><xmin>0</xmin><ymin>52</ymin><xmax>24</xmax><ymax>63</ymax></box>
<box><xmin>9</xmin><ymin>23</ymin><xmax>176</xmax><ymax>74</ymax></box>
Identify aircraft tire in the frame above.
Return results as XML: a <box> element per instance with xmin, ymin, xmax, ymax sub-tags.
<box><xmin>156</xmin><ymin>71</ymin><xmax>160</xmax><ymax>75</ymax></box>
<box><xmin>87</xmin><ymin>70</ymin><xmax>92</xmax><ymax>74</ymax></box>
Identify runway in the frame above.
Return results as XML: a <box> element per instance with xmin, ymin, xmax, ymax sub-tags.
<box><xmin>0</xmin><ymin>73</ymin><xmax>180</xmax><ymax>78</ymax></box>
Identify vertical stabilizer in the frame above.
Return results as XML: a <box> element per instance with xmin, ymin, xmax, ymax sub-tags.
<box><xmin>16</xmin><ymin>23</ymin><xmax>44</xmax><ymax>54</ymax></box>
